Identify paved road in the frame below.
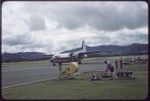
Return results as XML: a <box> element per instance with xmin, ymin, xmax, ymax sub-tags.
<box><xmin>2</xmin><ymin>59</ymin><xmax>112</xmax><ymax>88</ymax></box>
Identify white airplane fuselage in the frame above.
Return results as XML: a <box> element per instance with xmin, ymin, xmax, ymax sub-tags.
<box><xmin>50</xmin><ymin>53</ymin><xmax>80</xmax><ymax>65</ymax></box>
<box><xmin>50</xmin><ymin>40</ymin><xmax>100</xmax><ymax>65</ymax></box>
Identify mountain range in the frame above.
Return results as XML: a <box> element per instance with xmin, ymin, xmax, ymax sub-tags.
<box><xmin>2</xmin><ymin>52</ymin><xmax>52</xmax><ymax>62</ymax></box>
<box><xmin>62</xmin><ymin>43</ymin><xmax>148</xmax><ymax>56</ymax></box>
<box><xmin>2</xmin><ymin>43</ymin><xmax>148</xmax><ymax>62</ymax></box>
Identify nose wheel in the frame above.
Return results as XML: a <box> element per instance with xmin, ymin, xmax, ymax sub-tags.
<box><xmin>78</xmin><ymin>61</ymin><xmax>82</xmax><ymax>64</ymax></box>
<box><xmin>53</xmin><ymin>63</ymin><xmax>56</xmax><ymax>66</ymax></box>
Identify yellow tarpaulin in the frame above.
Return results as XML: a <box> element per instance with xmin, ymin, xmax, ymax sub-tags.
<box><xmin>62</xmin><ymin>62</ymin><xmax>79</xmax><ymax>77</ymax></box>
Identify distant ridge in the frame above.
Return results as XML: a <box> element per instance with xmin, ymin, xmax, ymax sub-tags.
<box><xmin>2</xmin><ymin>52</ymin><xmax>52</xmax><ymax>62</ymax></box>
<box><xmin>2</xmin><ymin>43</ymin><xmax>148</xmax><ymax>62</ymax></box>
<box><xmin>62</xmin><ymin>43</ymin><xmax>148</xmax><ymax>56</ymax></box>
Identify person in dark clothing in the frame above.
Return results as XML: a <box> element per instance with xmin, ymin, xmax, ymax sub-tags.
<box><xmin>104</xmin><ymin>61</ymin><xmax>114</xmax><ymax>72</ymax></box>
<box><xmin>104</xmin><ymin>61</ymin><xmax>114</xmax><ymax>78</ymax></box>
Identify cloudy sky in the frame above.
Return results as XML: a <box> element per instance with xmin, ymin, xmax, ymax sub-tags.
<box><xmin>2</xmin><ymin>1</ymin><xmax>148</xmax><ymax>54</ymax></box>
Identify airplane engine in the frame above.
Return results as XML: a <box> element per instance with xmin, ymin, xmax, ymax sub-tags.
<box><xmin>84</xmin><ymin>54</ymin><xmax>88</xmax><ymax>57</ymax></box>
<box><xmin>62</xmin><ymin>62</ymin><xmax>79</xmax><ymax>78</ymax></box>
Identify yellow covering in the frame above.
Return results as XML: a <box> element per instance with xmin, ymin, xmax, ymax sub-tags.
<box><xmin>62</xmin><ymin>62</ymin><xmax>79</xmax><ymax>77</ymax></box>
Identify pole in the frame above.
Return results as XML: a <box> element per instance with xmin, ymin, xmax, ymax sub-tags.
<box><xmin>115</xmin><ymin>60</ymin><xmax>118</xmax><ymax>69</ymax></box>
<box><xmin>120</xmin><ymin>57</ymin><xmax>123</xmax><ymax>69</ymax></box>
<box><xmin>58</xmin><ymin>64</ymin><xmax>62</xmax><ymax>80</ymax></box>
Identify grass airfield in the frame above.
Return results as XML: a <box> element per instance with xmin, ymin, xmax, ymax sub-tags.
<box><xmin>2</xmin><ymin>55</ymin><xmax>148</xmax><ymax>100</ymax></box>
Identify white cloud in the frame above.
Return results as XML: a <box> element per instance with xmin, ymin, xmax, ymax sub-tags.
<box><xmin>2</xmin><ymin>1</ymin><xmax>148</xmax><ymax>54</ymax></box>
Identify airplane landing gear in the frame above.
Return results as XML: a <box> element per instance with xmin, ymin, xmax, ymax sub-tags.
<box><xmin>78</xmin><ymin>61</ymin><xmax>82</xmax><ymax>64</ymax></box>
<box><xmin>53</xmin><ymin>63</ymin><xmax>56</xmax><ymax>66</ymax></box>
<box><xmin>59</xmin><ymin>63</ymin><xmax>62</xmax><ymax>65</ymax></box>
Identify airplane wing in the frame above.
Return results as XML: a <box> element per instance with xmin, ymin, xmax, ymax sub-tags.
<box><xmin>79</xmin><ymin>50</ymin><xmax>101</xmax><ymax>55</ymax></box>
<box><xmin>70</xmin><ymin>50</ymin><xmax>101</xmax><ymax>58</ymax></box>
<box><xmin>76</xmin><ymin>50</ymin><xmax>101</xmax><ymax>58</ymax></box>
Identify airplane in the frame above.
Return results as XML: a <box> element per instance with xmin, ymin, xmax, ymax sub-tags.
<box><xmin>50</xmin><ymin>40</ymin><xmax>101</xmax><ymax>66</ymax></box>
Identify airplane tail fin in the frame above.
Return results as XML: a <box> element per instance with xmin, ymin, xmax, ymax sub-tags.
<box><xmin>81</xmin><ymin>40</ymin><xmax>86</xmax><ymax>52</ymax></box>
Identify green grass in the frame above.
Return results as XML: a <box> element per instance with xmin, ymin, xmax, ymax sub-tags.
<box><xmin>2</xmin><ymin>62</ymin><xmax>148</xmax><ymax>100</ymax></box>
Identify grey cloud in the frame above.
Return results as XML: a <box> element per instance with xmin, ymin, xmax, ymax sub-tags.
<box><xmin>114</xmin><ymin>32</ymin><xmax>148</xmax><ymax>45</ymax></box>
<box><xmin>22</xmin><ymin>2</ymin><xmax>148</xmax><ymax>31</ymax></box>
<box><xmin>18</xmin><ymin>44</ymin><xmax>49</xmax><ymax>53</ymax></box>
<box><xmin>84</xmin><ymin>29</ymin><xmax>148</xmax><ymax>46</ymax></box>
<box><xmin>3</xmin><ymin>33</ymin><xmax>53</xmax><ymax>53</ymax></box>
<box><xmin>3</xmin><ymin>32</ymin><xmax>48</xmax><ymax>48</ymax></box>
<box><xmin>125</xmin><ymin>34</ymin><xmax>148</xmax><ymax>43</ymax></box>
<box><xmin>46</xmin><ymin>2</ymin><xmax>148</xmax><ymax>31</ymax></box>
<box><xmin>24</xmin><ymin>41</ymin><xmax>52</xmax><ymax>50</ymax></box>
<box><xmin>3</xmin><ymin>34</ymin><xmax>30</xmax><ymax>46</ymax></box>
<box><xmin>28</xmin><ymin>15</ymin><xmax>46</xmax><ymax>31</ymax></box>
